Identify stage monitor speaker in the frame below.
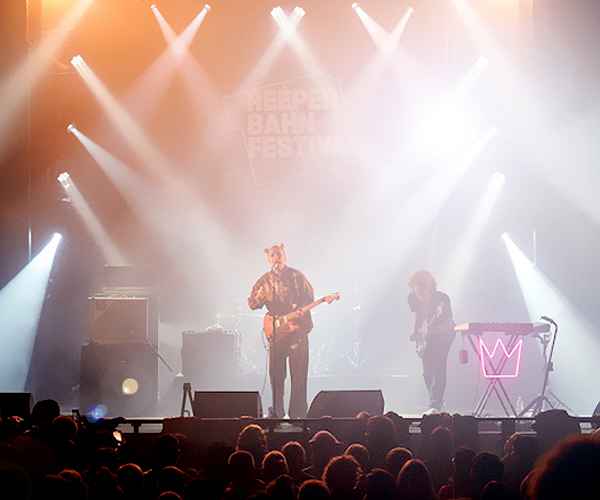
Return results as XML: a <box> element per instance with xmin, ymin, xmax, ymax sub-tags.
<box><xmin>0</xmin><ymin>393</ymin><xmax>32</xmax><ymax>419</ymax></box>
<box><xmin>307</xmin><ymin>390</ymin><xmax>385</xmax><ymax>418</ymax></box>
<box><xmin>80</xmin><ymin>342</ymin><xmax>157</xmax><ymax>418</ymax></box>
<box><xmin>192</xmin><ymin>391</ymin><xmax>262</xmax><ymax>418</ymax></box>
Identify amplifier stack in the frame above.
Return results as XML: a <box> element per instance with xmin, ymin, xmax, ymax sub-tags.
<box><xmin>80</xmin><ymin>267</ymin><xmax>159</xmax><ymax>417</ymax></box>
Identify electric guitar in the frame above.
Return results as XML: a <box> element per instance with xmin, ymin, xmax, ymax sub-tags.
<box><xmin>263</xmin><ymin>293</ymin><xmax>340</xmax><ymax>343</ymax></box>
<box><xmin>412</xmin><ymin>302</ymin><xmax>446</xmax><ymax>358</ymax></box>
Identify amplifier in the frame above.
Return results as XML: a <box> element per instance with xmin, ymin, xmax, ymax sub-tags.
<box><xmin>80</xmin><ymin>342</ymin><xmax>157</xmax><ymax>417</ymax></box>
<box><xmin>88</xmin><ymin>296</ymin><xmax>150</xmax><ymax>343</ymax></box>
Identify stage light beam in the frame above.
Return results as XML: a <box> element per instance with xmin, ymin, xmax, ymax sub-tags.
<box><xmin>57</xmin><ymin>173</ymin><xmax>125</xmax><ymax>265</ymax></box>
<box><xmin>0</xmin><ymin>0</ymin><xmax>93</xmax><ymax>151</ymax></box>
<box><xmin>129</xmin><ymin>3</ymin><xmax>213</xmax><ymax>120</ymax></box>
<box><xmin>270</xmin><ymin>5</ymin><xmax>333</xmax><ymax>91</ymax></box>
<box><xmin>502</xmin><ymin>233</ymin><xmax>600</xmax><ymax>415</ymax></box>
<box><xmin>0</xmin><ymin>233</ymin><xmax>62</xmax><ymax>391</ymax></box>
<box><xmin>413</xmin><ymin>56</ymin><xmax>489</xmax><ymax>159</ymax></box>
<box><xmin>442</xmin><ymin>171</ymin><xmax>506</xmax><ymax>309</ymax></box>
<box><xmin>353</xmin><ymin>4</ymin><xmax>413</xmax><ymax>53</ymax></box>
<box><xmin>68</xmin><ymin>126</ymin><xmax>144</xmax><ymax>197</ymax></box>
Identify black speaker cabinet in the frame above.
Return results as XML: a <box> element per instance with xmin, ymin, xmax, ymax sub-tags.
<box><xmin>182</xmin><ymin>330</ymin><xmax>238</xmax><ymax>389</ymax></box>
<box><xmin>0</xmin><ymin>393</ymin><xmax>32</xmax><ymax>419</ymax></box>
<box><xmin>307</xmin><ymin>390</ymin><xmax>385</xmax><ymax>418</ymax></box>
<box><xmin>192</xmin><ymin>391</ymin><xmax>262</xmax><ymax>418</ymax></box>
<box><xmin>80</xmin><ymin>342</ymin><xmax>157</xmax><ymax>417</ymax></box>
<box><xmin>88</xmin><ymin>297</ymin><xmax>151</xmax><ymax>343</ymax></box>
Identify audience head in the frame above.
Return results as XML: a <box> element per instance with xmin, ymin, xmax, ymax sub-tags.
<box><xmin>453</xmin><ymin>446</ymin><xmax>476</xmax><ymax>476</ymax></box>
<box><xmin>344</xmin><ymin>443</ymin><xmax>370</xmax><ymax>472</ymax></box>
<box><xmin>261</xmin><ymin>450</ymin><xmax>288</xmax><ymax>484</ymax></box>
<box><xmin>30</xmin><ymin>399</ymin><xmax>60</xmax><ymax>433</ymax></box>
<box><xmin>228</xmin><ymin>450</ymin><xmax>257</xmax><ymax>481</ymax></box>
<box><xmin>52</xmin><ymin>415</ymin><xmax>78</xmax><ymax>443</ymax></box>
<box><xmin>158</xmin><ymin>492</ymin><xmax>182</xmax><ymax>500</ymax></box>
<box><xmin>384</xmin><ymin>411</ymin><xmax>409</xmax><ymax>445</ymax></box>
<box><xmin>39</xmin><ymin>474</ymin><xmax>70</xmax><ymax>498</ymax></box>
<box><xmin>364</xmin><ymin>468</ymin><xmax>396</xmax><ymax>500</ymax></box>
<box><xmin>309</xmin><ymin>430</ymin><xmax>341</xmax><ymax>468</ymax></box>
<box><xmin>366</xmin><ymin>416</ymin><xmax>396</xmax><ymax>465</ymax></box>
<box><xmin>88</xmin><ymin>466</ymin><xmax>122</xmax><ymax>497</ymax></box>
<box><xmin>58</xmin><ymin>469</ymin><xmax>88</xmax><ymax>500</ymax></box>
<box><xmin>385</xmin><ymin>447</ymin><xmax>413</xmax><ymax>478</ymax></box>
<box><xmin>430</xmin><ymin>426</ymin><xmax>453</xmax><ymax>458</ymax></box>
<box><xmin>471</xmin><ymin>452</ymin><xmax>504</xmax><ymax>498</ymax></box>
<box><xmin>528</xmin><ymin>435</ymin><xmax>600</xmax><ymax>500</ymax></box>
<box><xmin>323</xmin><ymin>455</ymin><xmax>361</xmax><ymax>496</ymax></box>
<box><xmin>512</xmin><ymin>433</ymin><xmax>540</xmax><ymax>462</ymax></box>
<box><xmin>236</xmin><ymin>424</ymin><xmax>268</xmax><ymax>466</ymax></box>
<box><xmin>366</xmin><ymin>416</ymin><xmax>396</xmax><ymax>446</ymax></box>
<box><xmin>480</xmin><ymin>480</ymin><xmax>510</xmax><ymax>500</ymax></box>
<box><xmin>282</xmin><ymin>440</ymin><xmax>306</xmax><ymax>471</ymax></box>
<box><xmin>117</xmin><ymin>463</ymin><xmax>144</xmax><ymax>497</ymax></box>
<box><xmin>266</xmin><ymin>474</ymin><xmax>297</xmax><ymax>500</ymax></box>
<box><xmin>157</xmin><ymin>465</ymin><xmax>186</xmax><ymax>496</ymax></box>
<box><xmin>396</xmin><ymin>459</ymin><xmax>437</xmax><ymax>500</ymax></box>
<box><xmin>154</xmin><ymin>434</ymin><xmax>180</xmax><ymax>468</ymax></box>
<box><xmin>298</xmin><ymin>479</ymin><xmax>331</xmax><ymax>500</ymax></box>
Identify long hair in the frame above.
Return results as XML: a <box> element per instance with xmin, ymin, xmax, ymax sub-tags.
<box><xmin>396</xmin><ymin>459</ymin><xmax>438</xmax><ymax>500</ymax></box>
<box><xmin>408</xmin><ymin>270</ymin><xmax>437</xmax><ymax>292</ymax></box>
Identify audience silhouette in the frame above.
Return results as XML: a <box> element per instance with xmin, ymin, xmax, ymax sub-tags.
<box><xmin>0</xmin><ymin>400</ymin><xmax>596</xmax><ymax>500</ymax></box>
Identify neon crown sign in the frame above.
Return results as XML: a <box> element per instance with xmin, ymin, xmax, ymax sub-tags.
<box><xmin>479</xmin><ymin>337</ymin><xmax>523</xmax><ymax>378</ymax></box>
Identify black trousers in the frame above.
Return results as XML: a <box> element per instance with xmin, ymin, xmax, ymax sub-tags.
<box><xmin>269</xmin><ymin>335</ymin><xmax>309</xmax><ymax>419</ymax></box>
<box><xmin>421</xmin><ymin>336</ymin><xmax>453</xmax><ymax>410</ymax></box>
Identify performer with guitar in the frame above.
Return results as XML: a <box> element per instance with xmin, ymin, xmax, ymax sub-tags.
<box><xmin>408</xmin><ymin>270</ymin><xmax>455</xmax><ymax>414</ymax></box>
<box><xmin>248</xmin><ymin>243</ymin><xmax>339</xmax><ymax>418</ymax></box>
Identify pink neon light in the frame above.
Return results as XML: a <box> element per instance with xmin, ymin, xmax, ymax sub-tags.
<box><xmin>479</xmin><ymin>338</ymin><xmax>523</xmax><ymax>379</ymax></box>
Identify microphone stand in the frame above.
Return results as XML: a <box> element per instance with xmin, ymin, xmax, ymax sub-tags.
<box><xmin>519</xmin><ymin>317</ymin><xmax>572</xmax><ymax>416</ymax></box>
<box><xmin>269</xmin><ymin>314</ymin><xmax>278</xmax><ymax>418</ymax></box>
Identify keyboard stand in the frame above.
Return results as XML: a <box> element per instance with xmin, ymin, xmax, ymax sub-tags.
<box><xmin>464</xmin><ymin>333</ymin><xmax>521</xmax><ymax>417</ymax></box>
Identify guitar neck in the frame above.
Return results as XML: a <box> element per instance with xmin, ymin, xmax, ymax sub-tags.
<box><xmin>299</xmin><ymin>297</ymin><xmax>326</xmax><ymax>314</ymax></box>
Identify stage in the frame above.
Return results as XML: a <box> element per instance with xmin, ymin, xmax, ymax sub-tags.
<box><xmin>1</xmin><ymin>0</ymin><xmax>600</xmax><ymax>421</ymax></box>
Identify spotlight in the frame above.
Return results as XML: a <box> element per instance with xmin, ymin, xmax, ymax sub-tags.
<box><xmin>271</xmin><ymin>6</ymin><xmax>284</xmax><ymax>18</ymax></box>
<box><xmin>70</xmin><ymin>54</ymin><xmax>83</xmax><ymax>67</ymax></box>
<box><xmin>491</xmin><ymin>171</ymin><xmax>506</xmax><ymax>188</ymax></box>
<box><xmin>352</xmin><ymin>2</ymin><xmax>359</xmax><ymax>10</ymax></box>
<box><xmin>51</xmin><ymin>233</ymin><xmax>63</xmax><ymax>246</ymax></box>
<box><xmin>66</xmin><ymin>123</ymin><xmax>76</xmax><ymax>134</ymax></box>
<box><xmin>293</xmin><ymin>6</ymin><xmax>305</xmax><ymax>17</ymax></box>
<box><xmin>150</xmin><ymin>4</ymin><xmax>158</xmax><ymax>11</ymax></box>
<box><xmin>121</xmin><ymin>378</ymin><xmax>139</xmax><ymax>396</ymax></box>
<box><xmin>501</xmin><ymin>232</ymin><xmax>509</xmax><ymax>241</ymax></box>
<box><xmin>204</xmin><ymin>4</ymin><xmax>211</xmax><ymax>11</ymax></box>
<box><xmin>57</xmin><ymin>172</ymin><xmax>71</xmax><ymax>189</ymax></box>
